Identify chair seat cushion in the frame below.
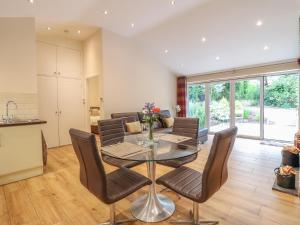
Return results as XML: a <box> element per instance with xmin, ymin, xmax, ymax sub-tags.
<box><xmin>156</xmin><ymin>166</ymin><xmax>202</xmax><ymax>202</ymax></box>
<box><xmin>102</xmin><ymin>155</ymin><xmax>144</xmax><ymax>168</ymax></box>
<box><xmin>157</xmin><ymin>154</ymin><xmax>198</xmax><ymax>168</ymax></box>
<box><xmin>107</xmin><ymin>167</ymin><xmax>151</xmax><ymax>203</ymax></box>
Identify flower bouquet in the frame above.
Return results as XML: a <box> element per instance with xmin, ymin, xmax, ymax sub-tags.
<box><xmin>142</xmin><ymin>102</ymin><xmax>160</xmax><ymax>141</ymax></box>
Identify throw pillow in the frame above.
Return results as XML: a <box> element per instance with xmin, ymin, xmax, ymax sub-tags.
<box><xmin>163</xmin><ymin>117</ymin><xmax>174</xmax><ymax>128</ymax></box>
<box><xmin>126</xmin><ymin>121</ymin><xmax>142</xmax><ymax>134</ymax></box>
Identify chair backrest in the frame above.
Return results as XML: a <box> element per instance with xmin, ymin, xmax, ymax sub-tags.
<box><xmin>69</xmin><ymin>129</ymin><xmax>109</xmax><ymax>204</ymax></box>
<box><xmin>172</xmin><ymin>117</ymin><xmax>199</xmax><ymax>145</ymax></box>
<box><xmin>98</xmin><ymin>118</ymin><xmax>125</xmax><ymax>146</ymax></box>
<box><xmin>199</xmin><ymin>127</ymin><xmax>237</xmax><ymax>202</ymax></box>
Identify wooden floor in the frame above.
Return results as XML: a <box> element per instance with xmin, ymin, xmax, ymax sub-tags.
<box><xmin>1</xmin><ymin>136</ymin><xmax>300</xmax><ymax>225</ymax></box>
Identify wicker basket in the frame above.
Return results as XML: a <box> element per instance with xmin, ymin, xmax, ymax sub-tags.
<box><xmin>274</xmin><ymin>168</ymin><xmax>296</xmax><ymax>189</ymax></box>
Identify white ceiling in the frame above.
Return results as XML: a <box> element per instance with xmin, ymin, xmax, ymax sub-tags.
<box><xmin>0</xmin><ymin>0</ymin><xmax>299</xmax><ymax>75</ymax></box>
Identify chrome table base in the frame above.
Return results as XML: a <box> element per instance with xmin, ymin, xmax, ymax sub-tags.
<box><xmin>131</xmin><ymin>160</ymin><xmax>175</xmax><ymax>222</ymax></box>
<box><xmin>131</xmin><ymin>193</ymin><xmax>175</xmax><ymax>222</ymax></box>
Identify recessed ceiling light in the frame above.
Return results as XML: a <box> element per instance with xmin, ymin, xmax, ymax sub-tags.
<box><xmin>47</xmin><ymin>27</ymin><xmax>51</xmax><ymax>31</ymax></box>
<box><xmin>171</xmin><ymin>0</ymin><xmax>175</xmax><ymax>5</ymax></box>
<box><xmin>77</xmin><ymin>30</ymin><xmax>81</xmax><ymax>34</ymax></box>
<box><xmin>28</xmin><ymin>0</ymin><xmax>34</xmax><ymax>3</ymax></box>
<box><xmin>164</xmin><ymin>49</ymin><xmax>169</xmax><ymax>54</ymax></box>
<box><xmin>104</xmin><ymin>10</ymin><xmax>108</xmax><ymax>15</ymax></box>
<box><xmin>131</xmin><ymin>23</ymin><xmax>135</xmax><ymax>28</ymax></box>
<box><xmin>263</xmin><ymin>45</ymin><xmax>269</xmax><ymax>50</ymax></box>
<box><xmin>256</xmin><ymin>20</ymin><xmax>263</xmax><ymax>26</ymax></box>
<box><xmin>202</xmin><ymin>37</ymin><xmax>206</xmax><ymax>42</ymax></box>
<box><xmin>216</xmin><ymin>56</ymin><xmax>220</xmax><ymax>60</ymax></box>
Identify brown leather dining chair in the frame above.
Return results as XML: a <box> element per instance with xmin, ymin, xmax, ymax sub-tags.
<box><xmin>69</xmin><ymin>129</ymin><xmax>151</xmax><ymax>225</ymax></box>
<box><xmin>98</xmin><ymin>118</ymin><xmax>144</xmax><ymax>168</ymax></box>
<box><xmin>158</xmin><ymin>117</ymin><xmax>200</xmax><ymax>168</ymax></box>
<box><xmin>156</xmin><ymin>127</ymin><xmax>238</xmax><ymax>224</ymax></box>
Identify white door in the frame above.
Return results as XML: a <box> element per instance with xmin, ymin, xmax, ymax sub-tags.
<box><xmin>37</xmin><ymin>76</ymin><xmax>59</xmax><ymax>148</ymax></box>
<box><xmin>37</xmin><ymin>42</ymin><xmax>57</xmax><ymax>76</ymax></box>
<box><xmin>58</xmin><ymin>78</ymin><xmax>85</xmax><ymax>146</ymax></box>
<box><xmin>57</xmin><ymin>47</ymin><xmax>81</xmax><ymax>78</ymax></box>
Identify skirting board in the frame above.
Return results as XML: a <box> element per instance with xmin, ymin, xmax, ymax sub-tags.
<box><xmin>0</xmin><ymin>166</ymin><xmax>43</xmax><ymax>185</ymax></box>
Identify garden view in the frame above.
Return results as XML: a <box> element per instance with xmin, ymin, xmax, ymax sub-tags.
<box><xmin>188</xmin><ymin>74</ymin><xmax>299</xmax><ymax>141</ymax></box>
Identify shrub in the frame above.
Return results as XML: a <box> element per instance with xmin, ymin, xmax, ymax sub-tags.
<box><xmin>188</xmin><ymin>102</ymin><xmax>206</xmax><ymax>128</ymax></box>
<box><xmin>210</xmin><ymin>97</ymin><xmax>230</xmax><ymax>122</ymax></box>
<box><xmin>243</xmin><ymin>109</ymin><xmax>250</xmax><ymax>120</ymax></box>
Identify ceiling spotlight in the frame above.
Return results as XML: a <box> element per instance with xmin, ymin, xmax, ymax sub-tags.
<box><xmin>216</xmin><ymin>56</ymin><xmax>220</xmax><ymax>60</ymax></box>
<box><xmin>171</xmin><ymin>0</ymin><xmax>175</xmax><ymax>5</ymax></box>
<box><xmin>201</xmin><ymin>37</ymin><xmax>206</xmax><ymax>42</ymax></box>
<box><xmin>28</xmin><ymin>0</ymin><xmax>34</xmax><ymax>3</ymax></box>
<box><xmin>77</xmin><ymin>30</ymin><xmax>81</xmax><ymax>34</ymax></box>
<box><xmin>256</xmin><ymin>20</ymin><xmax>263</xmax><ymax>26</ymax></box>
<box><xmin>164</xmin><ymin>49</ymin><xmax>169</xmax><ymax>54</ymax></box>
<box><xmin>104</xmin><ymin>10</ymin><xmax>108</xmax><ymax>15</ymax></box>
<box><xmin>131</xmin><ymin>23</ymin><xmax>135</xmax><ymax>28</ymax></box>
<box><xmin>263</xmin><ymin>45</ymin><xmax>269</xmax><ymax>50</ymax></box>
<box><xmin>47</xmin><ymin>27</ymin><xmax>51</xmax><ymax>31</ymax></box>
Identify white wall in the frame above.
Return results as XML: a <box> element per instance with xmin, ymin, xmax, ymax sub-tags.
<box><xmin>87</xmin><ymin>76</ymin><xmax>100</xmax><ymax>107</ymax></box>
<box><xmin>102</xmin><ymin>30</ymin><xmax>176</xmax><ymax>118</ymax></box>
<box><xmin>0</xmin><ymin>18</ymin><xmax>36</xmax><ymax>93</ymax></box>
<box><xmin>83</xmin><ymin>30</ymin><xmax>102</xmax><ymax>78</ymax></box>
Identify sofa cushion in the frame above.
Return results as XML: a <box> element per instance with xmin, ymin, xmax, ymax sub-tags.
<box><xmin>158</xmin><ymin>110</ymin><xmax>172</xmax><ymax>128</ymax></box>
<box><xmin>111</xmin><ymin>112</ymin><xmax>139</xmax><ymax>132</ymax></box>
<box><xmin>126</xmin><ymin>121</ymin><xmax>142</xmax><ymax>134</ymax></box>
<box><xmin>163</xmin><ymin>117</ymin><xmax>174</xmax><ymax>128</ymax></box>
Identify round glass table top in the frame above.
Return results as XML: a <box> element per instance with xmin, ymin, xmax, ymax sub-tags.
<box><xmin>101</xmin><ymin>134</ymin><xmax>201</xmax><ymax>162</ymax></box>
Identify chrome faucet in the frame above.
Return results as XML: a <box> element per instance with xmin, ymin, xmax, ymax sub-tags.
<box><xmin>4</xmin><ymin>101</ymin><xmax>18</xmax><ymax>122</ymax></box>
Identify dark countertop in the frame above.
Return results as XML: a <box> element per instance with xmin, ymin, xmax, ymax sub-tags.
<box><xmin>0</xmin><ymin>119</ymin><xmax>47</xmax><ymax>128</ymax></box>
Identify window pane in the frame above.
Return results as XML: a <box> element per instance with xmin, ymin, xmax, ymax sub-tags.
<box><xmin>234</xmin><ymin>79</ymin><xmax>260</xmax><ymax>137</ymax></box>
<box><xmin>188</xmin><ymin>84</ymin><xmax>206</xmax><ymax>128</ymax></box>
<box><xmin>264</xmin><ymin>74</ymin><xmax>299</xmax><ymax>141</ymax></box>
<box><xmin>210</xmin><ymin>82</ymin><xmax>230</xmax><ymax>132</ymax></box>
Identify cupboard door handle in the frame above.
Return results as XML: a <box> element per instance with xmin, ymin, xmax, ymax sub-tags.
<box><xmin>59</xmin><ymin>110</ymin><xmax>62</xmax><ymax>114</ymax></box>
<box><xmin>55</xmin><ymin>111</ymin><xmax>58</xmax><ymax>114</ymax></box>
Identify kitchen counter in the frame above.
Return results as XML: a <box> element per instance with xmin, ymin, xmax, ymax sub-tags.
<box><xmin>0</xmin><ymin>120</ymin><xmax>47</xmax><ymax>185</ymax></box>
<box><xmin>0</xmin><ymin>119</ymin><xmax>46</xmax><ymax>128</ymax></box>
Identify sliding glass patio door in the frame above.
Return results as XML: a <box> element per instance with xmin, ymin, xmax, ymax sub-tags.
<box><xmin>234</xmin><ymin>78</ymin><xmax>261</xmax><ymax>138</ymax></box>
<box><xmin>187</xmin><ymin>71</ymin><xmax>300</xmax><ymax>141</ymax></box>
<box><xmin>187</xmin><ymin>83</ymin><xmax>206</xmax><ymax>128</ymax></box>
<box><xmin>209</xmin><ymin>82</ymin><xmax>230</xmax><ymax>132</ymax></box>
<box><xmin>263</xmin><ymin>74</ymin><xmax>299</xmax><ymax>141</ymax></box>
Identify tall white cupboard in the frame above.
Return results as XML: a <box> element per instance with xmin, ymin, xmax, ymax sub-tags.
<box><xmin>37</xmin><ymin>41</ymin><xmax>85</xmax><ymax>148</ymax></box>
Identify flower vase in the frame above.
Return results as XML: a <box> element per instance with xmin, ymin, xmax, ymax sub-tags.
<box><xmin>148</xmin><ymin>122</ymin><xmax>154</xmax><ymax>141</ymax></box>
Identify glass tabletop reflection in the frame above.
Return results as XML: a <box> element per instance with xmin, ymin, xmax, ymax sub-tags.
<box><xmin>102</xmin><ymin>134</ymin><xmax>200</xmax><ymax>162</ymax></box>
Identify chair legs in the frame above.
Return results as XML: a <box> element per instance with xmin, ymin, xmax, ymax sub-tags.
<box><xmin>97</xmin><ymin>204</ymin><xmax>137</xmax><ymax>225</ymax></box>
<box><xmin>170</xmin><ymin>202</ymin><xmax>219</xmax><ymax>225</ymax></box>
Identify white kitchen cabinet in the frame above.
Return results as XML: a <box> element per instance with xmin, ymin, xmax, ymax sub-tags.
<box><xmin>37</xmin><ymin>76</ymin><xmax>59</xmax><ymax>148</ymax></box>
<box><xmin>58</xmin><ymin>78</ymin><xmax>85</xmax><ymax>146</ymax></box>
<box><xmin>0</xmin><ymin>123</ymin><xmax>44</xmax><ymax>185</ymax></box>
<box><xmin>37</xmin><ymin>41</ymin><xmax>82</xmax><ymax>78</ymax></box>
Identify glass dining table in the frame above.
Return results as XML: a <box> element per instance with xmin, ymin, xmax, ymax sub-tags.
<box><xmin>102</xmin><ymin>134</ymin><xmax>201</xmax><ymax>223</ymax></box>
